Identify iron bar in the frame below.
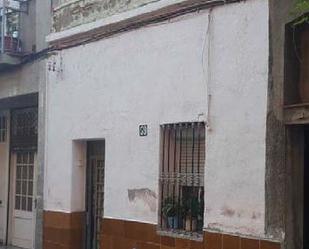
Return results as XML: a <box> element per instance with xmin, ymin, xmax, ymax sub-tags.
<box><xmin>160</xmin><ymin>126</ymin><xmax>166</xmax><ymax>228</ymax></box>
<box><xmin>160</xmin><ymin>122</ymin><xmax>205</xmax><ymax>234</ymax></box>
<box><xmin>190</xmin><ymin>123</ymin><xmax>195</xmax><ymax>231</ymax></box>
<box><xmin>178</xmin><ymin>125</ymin><xmax>183</xmax><ymax>230</ymax></box>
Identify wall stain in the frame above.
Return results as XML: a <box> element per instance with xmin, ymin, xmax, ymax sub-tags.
<box><xmin>221</xmin><ymin>206</ymin><xmax>235</xmax><ymax>217</ymax></box>
<box><xmin>251</xmin><ymin>211</ymin><xmax>261</xmax><ymax>220</ymax></box>
<box><xmin>128</xmin><ymin>188</ymin><xmax>157</xmax><ymax>212</ymax></box>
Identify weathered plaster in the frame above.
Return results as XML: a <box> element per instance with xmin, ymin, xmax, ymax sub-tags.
<box><xmin>0</xmin><ymin>63</ymin><xmax>39</xmax><ymax>100</ymax></box>
<box><xmin>47</xmin><ymin>0</ymin><xmax>187</xmax><ymax>43</ymax></box>
<box><xmin>46</xmin><ymin>0</ymin><xmax>269</xmax><ymax>238</ymax></box>
<box><xmin>52</xmin><ymin>0</ymin><xmax>163</xmax><ymax>32</ymax></box>
<box><xmin>0</xmin><ymin>59</ymin><xmax>47</xmax><ymax>248</ymax></box>
<box><xmin>266</xmin><ymin>0</ymin><xmax>298</xmax><ymax>243</ymax></box>
<box><xmin>0</xmin><ymin>0</ymin><xmax>50</xmax><ymax>248</ymax></box>
<box><xmin>204</xmin><ymin>0</ymin><xmax>268</xmax><ymax>237</ymax></box>
<box><xmin>45</xmin><ymin>11</ymin><xmax>209</xmax><ymax>221</ymax></box>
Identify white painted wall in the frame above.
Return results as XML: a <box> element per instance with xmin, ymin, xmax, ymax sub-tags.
<box><xmin>45</xmin><ymin>0</ymin><xmax>269</xmax><ymax>237</ymax></box>
<box><xmin>204</xmin><ymin>1</ymin><xmax>269</xmax><ymax>236</ymax></box>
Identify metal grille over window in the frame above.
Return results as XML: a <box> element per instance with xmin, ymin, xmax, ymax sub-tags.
<box><xmin>87</xmin><ymin>141</ymin><xmax>105</xmax><ymax>249</ymax></box>
<box><xmin>0</xmin><ymin>115</ymin><xmax>7</xmax><ymax>142</ymax></box>
<box><xmin>159</xmin><ymin>122</ymin><xmax>205</xmax><ymax>237</ymax></box>
<box><xmin>11</xmin><ymin>107</ymin><xmax>38</xmax><ymax>149</ymax></box>
<box><xmin>15</xmin><ymin>151</ymin><xmax>34</xmax><ymax>212</ymax></box>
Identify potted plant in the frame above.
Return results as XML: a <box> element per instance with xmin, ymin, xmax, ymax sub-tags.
<box><xmin>183</xmin><ymin>197</ymin><xmax>203</xmax><ymax>232</ymax></box>
<box><xmin>162</xmin><ymin>197</ymin><xmax>183</xmax><ymax>229</ymax></box>
<box><xmin>197</xmin><ymin>197</ymin><xmax>204</xmax><ymax>231</ymax></box>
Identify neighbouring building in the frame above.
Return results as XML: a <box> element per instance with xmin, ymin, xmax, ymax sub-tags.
<box><xmin>0</xmin><ymin>0</ymin><xmax>50</xmax><ymax>249</ymax></box>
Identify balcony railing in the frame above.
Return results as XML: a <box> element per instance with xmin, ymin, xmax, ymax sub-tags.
<box><xmin>0</xmin><ymin>0</ymin><xmax>29</xmax><ymax>67</ymax></box>
<box><xmin>1</xmin><ymin>35</ymin><xmax>21</xmax><ymax>53</ymax></box>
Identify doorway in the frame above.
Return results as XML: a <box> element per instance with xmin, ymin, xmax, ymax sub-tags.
<box><xmin>86</xmin><ymin>141</ymin><xmax>105</xmax><ymax>249</ymax></box>
<box><xmin>7</xmin><ymin>107</ymin><xmax>38</xmax><ymax>249</ymax></box>
<box><xmin>9</xmin><ymin>151</ymin><xmax>36</xmax><ymax>249</ymax></box>
<box><xmin>304</xmin><ymin>127</ymin><xmax>309</xmax><ymax>249</ymax></box>
<box><xmin>286</xmin><ymin>125</ymin><xmax>309</xmax><ymax>249</ymax></box>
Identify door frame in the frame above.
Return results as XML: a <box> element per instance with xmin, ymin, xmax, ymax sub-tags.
<box><xmin>85</xmin><ymin>140</ymin><xmax>105</xmax><ymax>249</ymax></box>
<box><xmin>0</xmin><ymin>110</ymin><xmax>10</xmax><ymax>245</ymax></box>
<box><xmin>285</xmin><ymin>125</ymin><xmax>305</xmax><ymax>249</ymax></box>
<box><xmin>8</xmin><ymin>151</ymin><xmax>37</xmax><ymax>248</ymax></box>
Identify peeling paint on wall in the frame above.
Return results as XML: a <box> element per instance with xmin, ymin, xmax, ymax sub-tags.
<box><xmin>128</xmin><ymin>188</ymin><xmax>157</xmax><ymax>212</ymax></box>
<box><xmin>52</xmin><ymin>0</ymin><xmax>160</xmax><ymax>32</ymax></box>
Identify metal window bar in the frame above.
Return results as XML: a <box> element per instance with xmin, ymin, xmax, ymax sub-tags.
<box><xmin>91</xmin><ymin>156</ymin><xmax>104</xmax><ymax>249</ymax></box>
<box><xmin>159</xmin><ymin>122</ymin><xmax>205</xmax><ymax>236</ymax></box>
<box><xmin>11</xmin><ymin>107</ymin><xmax>38</xmax><ymax>150</ymax></box>
<box><xmin>87</xmin><ymin>141</ymin><xmax>105</xmax><ymax>249</ymax></box>
<box><xmin>0</xmin><ymin>115</ymin><xmax>7</xmax><ymax>142</ymax></box>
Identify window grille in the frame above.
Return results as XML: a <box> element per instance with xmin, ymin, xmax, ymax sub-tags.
<box><xmin>11</xmin><ymin>107</ymin><xmax>38</xmax><ymax>149</ymax></box>
<box><xmin>15</xmin><ymin>151</ymin><xmax>34</xmax><ymax>212</ymax></box>
<box><xmin>0</xmin><ymin>115</ymin><xmax>7</xmax><ymax>142</ymax></box>
<box><xmin>159</xmin><ymin>122</ymin><xmax>205</xmax><ymax>237</ymax></box>
<box><xmin>86</xmin><ymin>141</ymin><xmax>105</xmax><ymax>249</ymax></box>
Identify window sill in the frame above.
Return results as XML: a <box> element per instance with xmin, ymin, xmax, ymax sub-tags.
<box><xmin>157</xmin><ymin>229</ymin><xmax>203</xmax><ymax>242</ymax></box>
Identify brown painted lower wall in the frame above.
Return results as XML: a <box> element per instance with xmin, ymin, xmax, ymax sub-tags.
<box><xmin>100</xmin><ymin>218</ymin><xmax>281</xmax><ymax>249</ymax></box>
<box><xmin>43</xmin><ymin>211</ymin><xmax>85</xmax><ymax>249</ymax></box>
<box><xmin>43</xmin><ymin>212</ymin><xmax>281</xmax><ymax>249</ymax></box>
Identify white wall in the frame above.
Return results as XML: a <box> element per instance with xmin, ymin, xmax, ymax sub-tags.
<box><xmin>45</xmin><ymin>0</ymin><xmax>268</xmax><ymax>237</ymax></box>
<box><xmin>204</xmin><ymin>1</ymin><xmax>269</xmax><ymax>236</ymax></box>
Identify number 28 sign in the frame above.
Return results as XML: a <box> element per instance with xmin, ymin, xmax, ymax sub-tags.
<box><xmin>139</xmin><ymin>125</ymin><xmax>148</xmax><ymax>136</ymax></box>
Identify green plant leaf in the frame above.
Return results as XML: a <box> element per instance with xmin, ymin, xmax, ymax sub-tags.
<box><xmin>291</xmin><ymin>0</ymin><xmax>309</xmax><ymax>26</ymax></box>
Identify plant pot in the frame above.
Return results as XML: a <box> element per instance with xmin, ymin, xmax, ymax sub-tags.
<box><xmin>167</xmin><ymin>216</ymin><xmax>178</xmax><ymax>229</ymax></box>
<box><xmin>185</xmin><ymin>217</ymin><xmax>197</xmax><ymax>232</ymax></box>
<box><xmin>197</xmin><ymin>218</ymin><xmax>203</xmax><ymax>231</ymax></box>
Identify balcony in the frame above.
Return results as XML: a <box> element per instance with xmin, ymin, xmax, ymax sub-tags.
<box><xmin>0</xmin><ymin>0</ymin><xmax>30</xmax><ymax>70</ymax></box>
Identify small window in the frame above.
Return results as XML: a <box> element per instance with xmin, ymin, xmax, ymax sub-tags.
<box><xmin>0</xmin><ymin>115</ymin><xmax>7</xmax><ymax>142</ymax></box>
<box><xmin>11</xmin><ymin>107</ymin><xmax>38</xmax><ymax>149</ymax></box>
<box><xmin>159</xmin><ymin>122</ymin><xmax>205</xmax><ymax>237</ymax></box>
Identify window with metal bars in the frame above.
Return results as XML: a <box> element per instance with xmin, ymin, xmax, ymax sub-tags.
<box><xmin>11</xmin><ymin>107</ymin><xmax>38</xmax><ymax>149</ymax></box>
<box><xmin>159</xmin><ymin>122</ymin><xmax>205</xmax><ymax>237</ymax></box>
<box><xmin>0</xmin><ymin>115</ymin><xmax>7</xmax><ymax>142</ymax></box>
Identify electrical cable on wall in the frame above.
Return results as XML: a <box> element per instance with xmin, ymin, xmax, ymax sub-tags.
<box><xmin>201</xmin><ymin>8</ymin><xmax>212</xmax><ymax>131</ymax></box>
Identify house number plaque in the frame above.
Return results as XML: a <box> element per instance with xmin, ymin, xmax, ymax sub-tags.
<box><xmin>139</xmin><ymin>125</ymin><xmax>148</xmax><ymax>136</ymax></box>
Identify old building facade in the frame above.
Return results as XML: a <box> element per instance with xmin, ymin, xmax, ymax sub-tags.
<box><xmin>0</xmin><ymin>0</ymin><xmax>308</xmax><ymax>249</ymax></box>
<box><xmin>44</xmin><ymin>0</ymin><xmax>291</xmax><ymax>249</ymax></box>
<box><xmin>0</xmin><ymin>0</ymin><xmax>50</xmax><ymax>248</ymax></box>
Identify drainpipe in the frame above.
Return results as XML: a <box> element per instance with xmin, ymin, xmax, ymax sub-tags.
<box><xmin>1</xmin><ymin>4</ymin><xmax>6</xmax><ymax>53</ymax></box>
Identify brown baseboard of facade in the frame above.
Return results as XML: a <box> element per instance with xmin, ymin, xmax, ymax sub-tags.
<box><xmin>42</xmin><ymin>213</ymin><xmax>281</xmax><ymax>249</ymax></box>
<box><xmin>100</xmin><ymin>218</ymin><xmax>281</xmax><ymax>249</ymax></box>
<box><xmin>43</xmin><ymin>210</ymin><xmax>85</xmax><ymax>249</ymax></box>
